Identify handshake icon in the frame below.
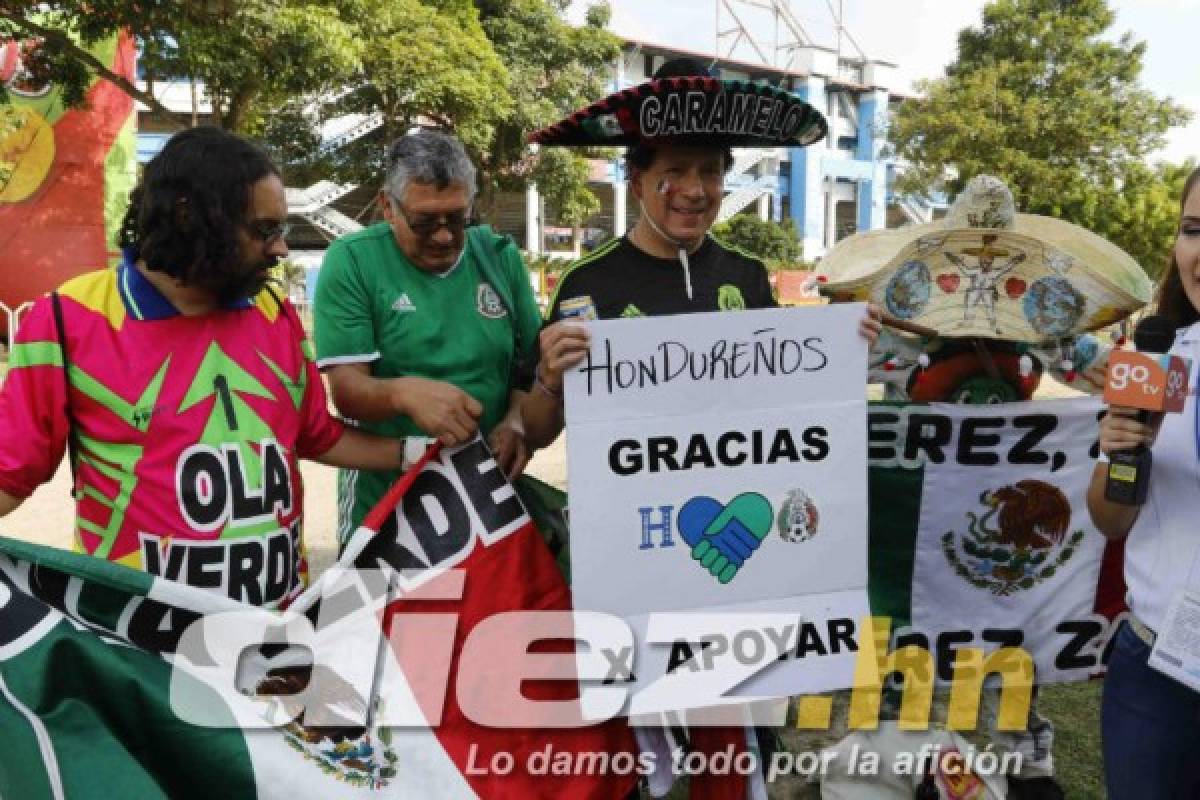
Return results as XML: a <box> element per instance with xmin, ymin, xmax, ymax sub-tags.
<box><xmin>677</xmin><ymin>493</ymin><xmax>774</xmax><ymax>584</ymax></box>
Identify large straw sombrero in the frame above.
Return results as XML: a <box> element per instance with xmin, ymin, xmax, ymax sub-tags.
<box><xmin>819</xmin><ymin>176</ymin><xmax>1153</xmax><ymax>343</ymax></box>
<box><xmin>530</xmin><ymin>59</ymin><xmax>827</xmax><ymax>149</ymax></box>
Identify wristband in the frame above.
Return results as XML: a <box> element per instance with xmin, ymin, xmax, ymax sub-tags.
<box><xmin>535</xmin><ymin>365</ymin><xmax>563</xmax><ymax>399</ymax></box>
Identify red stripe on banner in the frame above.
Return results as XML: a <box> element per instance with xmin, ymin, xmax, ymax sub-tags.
<box><xmin>1093</xmin><ymin>537</ymin><xmax>1128</xmax><ymax>622</ymax></box>
<box><xmin>688</xmin><ymin>727</ymin><xmax>750</xmax><ymax>800</ymax></box>
<box><xmin>383</xmin><ymin>521</ymin><xmax>639</xmax><ymax>798</ymax></box>
<box><xmin>361</xmin><ymin>442</ymin><xmax>638</xmax><ymax>797</ymax></box>
<box><xmin>360</xmin><ymin>441</ymin><xmax>442</xmax><ymax>532</ymax></box>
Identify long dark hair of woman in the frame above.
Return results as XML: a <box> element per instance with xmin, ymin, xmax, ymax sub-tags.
<box><xmin>1157</xmin><ymin>166</ymin><xmax>1200</xmax><ymax>330</ymax></box>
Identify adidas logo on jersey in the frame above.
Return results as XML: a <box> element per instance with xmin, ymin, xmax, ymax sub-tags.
<box><xmin>392</xmin><ymin>293</ymin><xmax>416</xmax><ymax>313</ymax></box>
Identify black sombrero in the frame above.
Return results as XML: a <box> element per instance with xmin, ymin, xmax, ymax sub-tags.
<box><xmin>530</xmin><ymin>59</ymin><xmax>827</xmax><ymax>149</ymax></box>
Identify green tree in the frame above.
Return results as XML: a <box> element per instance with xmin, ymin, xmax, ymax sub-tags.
<box><xmin>530</xmin><ymin>146</ymin><xmax>602</xmax><ymax>228</ymax></box>
<box><xmin>475</xmin><ymin>0</ymin><xmax>620</xmax><ymax>219</ymax></box>
<box><xmin>285</xmin><ymin>0</ymin><xmax>514</xmax><ymax>189</ymax></box>
<box><xmin>1092</xmin><ymin>159</ymin><xmax>1198</xmax><ymax>279</ymax></box>
<box><xmin>3</xmin><ymin>0</ymin><xmax>622</xmax><ymax>220</ymax></box>
<box><xmin>1</xmin><ymin>0</ymin><xmax>189</xmax><ymax>113</ymax></box>
<box><xmin>288</xmin><ymin>0</ymin><xmax>620</xmax><ymax>225</ymax></box>
<box><xmin>1</xmin><ymin>1</ymin><xmax>364</xmax><ymax>132</ymax></box>
<box><xmin>711</xmin><ymin>214</ymin><xmax>803</xmax><ymax>268</ymax></box>
<box><xmin>890</xmin><ymin>0</ymin><xmax>1192</xmax><ymax>275</ymax></box>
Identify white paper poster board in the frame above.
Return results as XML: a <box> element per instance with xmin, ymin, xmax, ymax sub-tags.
<box><xmin>563</xmin><ymin>305</ymin><xmax>870</xmax><ymax>714</ymax></box>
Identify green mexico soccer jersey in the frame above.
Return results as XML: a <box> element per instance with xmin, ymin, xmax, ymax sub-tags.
<box><xmin>314</xmin><ymin>223</ymin><xmax>541</xmax><ymax>541</ymax></box>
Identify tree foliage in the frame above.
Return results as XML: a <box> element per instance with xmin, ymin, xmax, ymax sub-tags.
<box><xmin>279</xmin><ymin>0</ymin><xmax>514</xmax><ymax>190</ymax></box>
<box><xmin>273</xmin><ymin>0</ymin><xmax>621</xmax><ymax>217</ymax></box>
<box><xmin>1</xmin><ymin>1</ymin><xmax>363</xmax><ymax>131</ymax></box>
<box><xmin>890</xmin><ymin>0</ymin><xmax>1192</xmax><ymax>276</ymax></box>
<box><xmin>531</xmin><ymin>146</ymin><xmax>601</xmax><ymax>227</ymax></box>
<box><xmin>711</xmin><ymin>214</ymin><xmax>803</xmax><ymax>268</ymax></box>
<box><xmin>2</xmin><ymin>0</ymin><xmax>621</xmax><ymax>217</ymax></box>
<box><xmin>1094</xmin><ymin>159</ymin><xmax>1198</xmax><ymax>279</ymax></box>
<box><xmin>474</xmin><ymin>0</ymin><xmax>620</xmax><ymax>216</ymax></box>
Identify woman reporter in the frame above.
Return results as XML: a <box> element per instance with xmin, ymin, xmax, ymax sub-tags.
<box><xmin>1087</xmin><ymin>166</ymin><xmax>1200</xmax><ymax>800</ymax></box>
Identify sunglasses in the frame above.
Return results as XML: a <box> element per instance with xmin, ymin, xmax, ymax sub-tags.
<box><xmin>244</xmin><ymin>220</ymin><xmax>292</xmax><ymax>244</ymax></box>
<box><xmin>391</xmin><ymin>201</ymin><xmax>469</xmax><ymax>238</ymax></box>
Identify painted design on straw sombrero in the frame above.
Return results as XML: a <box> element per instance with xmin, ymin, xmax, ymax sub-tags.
<box><xmin>819</xmin><ymin>175</ymin><xmax>1153</xmax><ymax>343</ymax></box>
<box><xmin>530</xmin><ymin>72</ymin><xmax>827</xmax><ymax>149</ymax></box>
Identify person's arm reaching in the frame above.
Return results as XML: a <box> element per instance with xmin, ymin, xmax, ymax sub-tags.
<box><xmin>859</xmin><ymin>303</ymin><xmax>883</xmax><ymax>347</ymax></box>
<box><xmin>0</xmin><ymin>297</ymin><xmax>72</xmax><ymax>520</ymax></box>
<box><xmin>312</xmin><ymin>427</ymin><xmax>406</xmax><ymax>471</ymax></box>
<box><xmin>486</xmin><ymin>235</ymin><xmax>543</xmax><ymax>477</ymax></box>
<box><xmin>0</xmin><ymin>490</ymin><xmax>23</xmax><ymax>518</ymax></box>
<box><xmin>324</xmin><ymin>363</ymin><xmax>482</xmax><ymax>447</ymax></box>
<box><xmin>488</xmin><ymin>390</ymin><xmax>531</xmax><ymax>479</ymax></box>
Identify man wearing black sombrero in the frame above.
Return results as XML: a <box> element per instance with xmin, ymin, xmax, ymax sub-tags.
<box><xmin>522</xmin><ymin>57</ymin><xmax>880</xmax><ymax>442</ymax></box>
<box><xmin>519</xmin><ymin>57</ymin><xmax>881</xmax><ymax>800</ymax></box>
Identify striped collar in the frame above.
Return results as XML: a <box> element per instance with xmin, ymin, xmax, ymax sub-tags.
<box><xmin>118</xmin><ymin>249</ymin><xmax>254</xmax><ymax>320</ymax></box>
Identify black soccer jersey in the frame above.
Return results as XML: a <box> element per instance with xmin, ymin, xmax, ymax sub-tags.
<box><xmin>547</xmin><ymin>235</ymin><xmax>777</xmax><ymax>322</ymax></box>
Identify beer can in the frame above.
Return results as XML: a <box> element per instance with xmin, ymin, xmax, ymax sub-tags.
<box><xmin>559</xmin><ymin>295</ymin><xmax>598</xmax><ymax>321</ymax></box>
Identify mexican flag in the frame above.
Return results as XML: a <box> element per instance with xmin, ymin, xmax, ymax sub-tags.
<box><xmin>866</xmin><ymin>396</ymin><xmax>1125</xmax><ymax>683</ymax></box>
<box><xmin>0</xmin><ymin>440</ymin><xmax>637</xmax><ymax>799</ymax></box>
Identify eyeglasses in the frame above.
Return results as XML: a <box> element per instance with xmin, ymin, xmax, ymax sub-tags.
<box><xmin>244</xmin><ymin>220</ymin><xmax>292</xmax><ymax>244</ymax></box>
<box><xmin>391</xmin><ymin>201</ymin><xmax>469</xmax><ymax>239</ymax></box>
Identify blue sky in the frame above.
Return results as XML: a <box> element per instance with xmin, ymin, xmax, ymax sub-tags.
<box><xmin>571</xmin><ymin>0</ymin><xmax>1197</xmax><ymax>164</ymax></box>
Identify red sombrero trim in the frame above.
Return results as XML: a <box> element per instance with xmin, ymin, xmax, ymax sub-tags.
<box><xmin>908</xmin><ymin>351</ymin><xmax>1042</xmax><ymax>402</ymax></box>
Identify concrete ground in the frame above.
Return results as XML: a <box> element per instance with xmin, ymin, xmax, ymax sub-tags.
<box><xmin>0</xmin><ymin>435</ymin><xmax>570</xmax><ymax>577</ymax></box>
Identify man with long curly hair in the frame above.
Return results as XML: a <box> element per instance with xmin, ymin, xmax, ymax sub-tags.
<box><xmin>0</xmin><ymin>127</ymin><xmax>405</xmax><ymax>608</ymax></box>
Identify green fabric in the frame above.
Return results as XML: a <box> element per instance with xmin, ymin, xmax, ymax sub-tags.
<box><xmin>0</xmin><ymin>536</ymin><xmax>257</xmax><ymax>800</ymax></box>
<box><xmin>864</xmin><ymin>402</ymin><xmax>926</xmax><ymax>631</ymax></box>
<box><xmin>8</xmin><ymin>341</ymin><xmax>63</xmax><ymax>369</ymax></box>
<box><xmin>314</xmin><ymin>223</ymin><xmax>542</xmax><ymax>536</ymax></box>
<box><xmin>513</xmin><ymin>475</ymin><xmax>572</xmax><ymax>581</ymax></box>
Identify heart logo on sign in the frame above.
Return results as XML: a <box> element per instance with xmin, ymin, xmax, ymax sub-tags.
<box><xmin>936</xmin><ymin>274</ymin><xmax>961</xmax><ymax>293</ymax></box>
<box><xmin>1005</xmin><ymin>277</ymin><xmax>1027</xmax><ymax>298</ymax></box>
<box><xmin>677</xmin><ymin>493</ymin><xmax>774</xmax><ymax>584</ymax></box>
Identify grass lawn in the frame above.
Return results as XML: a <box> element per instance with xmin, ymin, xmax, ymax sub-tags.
<box><xmin>1039</xmin><ymin>681</ymin><xmax>1105</xmax><ymax>798</ymax></box>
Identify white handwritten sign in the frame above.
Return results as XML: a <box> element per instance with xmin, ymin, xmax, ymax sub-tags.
<box><xmin>564</xmin><ymin>305</ymin><xmax>871</xmax><ymax>712</ymax></box>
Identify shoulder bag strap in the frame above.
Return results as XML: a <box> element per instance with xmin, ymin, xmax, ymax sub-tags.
<box><xmin>51</xmin><ymin>291</ymin><xmax>80</xmax><ymax>490</ymax></box>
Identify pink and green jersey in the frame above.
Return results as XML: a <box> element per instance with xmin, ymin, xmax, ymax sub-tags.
<box><xmin>0</xmin><ymin>261</ymin><xmax>344</xmax><ymax>607</ymax></box>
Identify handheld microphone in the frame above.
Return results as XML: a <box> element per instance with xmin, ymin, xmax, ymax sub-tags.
<box><xmin>1103</xmin><ymin>315</ymin><xmax>1189</xmax><ymax>505</ymax></box>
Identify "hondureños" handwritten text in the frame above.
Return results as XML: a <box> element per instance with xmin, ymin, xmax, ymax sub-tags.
<box><xmin>578</xmin><ymin>328</ymin><xmax>828</xmax><ymax>395</ymax></box>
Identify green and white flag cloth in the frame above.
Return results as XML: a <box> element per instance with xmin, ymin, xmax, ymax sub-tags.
<box><xmin>866</xmin><ymin>396</ymin><xmax>1122</xmax><ymax>683</ymax></box>
<box><xmin>0</xmin><ymin>538</ymin><xmax>327</xmax><ymax>799</ymax></box>
<box><xmin>0</xmin><ymin>439</ymin><xmax>636</xmax><ymax>800</ymax></box>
